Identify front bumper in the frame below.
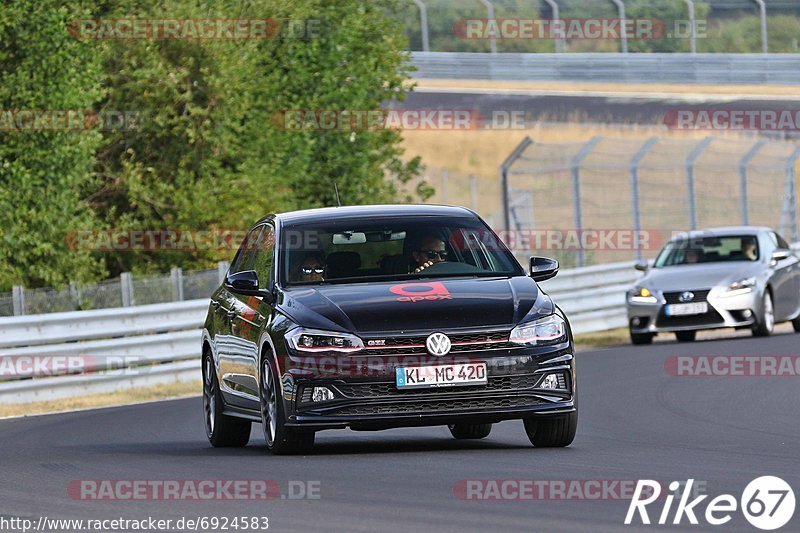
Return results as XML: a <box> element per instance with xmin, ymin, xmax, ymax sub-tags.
<box><xmin>627</xmin><ymin>286</ymin><xmax>760</xmax><ymax>333</ymax></box>
<box><xmin>279</xmin><ymin>342</ymin><xmax>576</xmax><ymax>431</ymax></box>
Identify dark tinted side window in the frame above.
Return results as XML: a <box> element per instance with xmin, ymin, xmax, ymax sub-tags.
<box><xmin>229</xmin><ymin>225</ymin><xmax>264</xmax><ymax>274</ymax></box>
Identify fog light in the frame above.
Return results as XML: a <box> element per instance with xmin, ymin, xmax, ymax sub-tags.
<box><xmin>631</xmin><ymin>317</ymin><xmax>641</xmax><ymax>327</ymax></box>
<box><xmin>311</xmin><ymin>387</ymin><xmax>334</xmax><ymax>402</ymax></box>
<box><xmin>540</xmin><ymin>373</ymin><xmax>567</xmax><ymax>390</ymax></box>
<box><xmin>742</xmin><ymin>309</ymin><xmax>753</xmax><ymax>318</ymax></box>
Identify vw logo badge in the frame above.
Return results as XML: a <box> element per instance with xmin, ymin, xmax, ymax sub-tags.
<box><xmin>679</xmin><ymin>291</ymin><xmax>695</xmax><ymax>302</ymax></box>
<box><xmin>426</xmin><ymin>332</ymin><xmax>451</xmax><ymax>356</ymax></box>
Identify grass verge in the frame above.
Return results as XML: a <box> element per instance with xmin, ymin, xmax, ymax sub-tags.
<box><xmin>573</xmin><ymin>328</ymin><xmax>630</xmax><ymax>350</ymax></box>
<box><xmin>0</xmin><ymin>380</ymin><xmax>201</xmax><ymax>419</ymax></box>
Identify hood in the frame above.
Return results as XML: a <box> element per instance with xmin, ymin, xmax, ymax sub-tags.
<box><xmin>277</xmin><ymin>276</ymin><xmax>553</xmax><ymax>335</ymax></box>
<box><xmin>639</xmin><ymin>261</ymin><xmax>764</xmax><ymax>292</ymax></box>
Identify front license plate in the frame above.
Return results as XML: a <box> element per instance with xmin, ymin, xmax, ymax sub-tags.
<box><xmin>395</xmin><ymin>363</ymin><xmax>487</xmax><ymax>390</ymax></box>
<box><xmin>665</xmin><ymin>302</ymin><xmax>708</xmax><ymax>316</ymax></box>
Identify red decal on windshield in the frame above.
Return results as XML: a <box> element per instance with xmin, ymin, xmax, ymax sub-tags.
<box><xmin>389</xmin><ymin>282</ymin><xmax>453</xmax><ymax>303</ymax></box>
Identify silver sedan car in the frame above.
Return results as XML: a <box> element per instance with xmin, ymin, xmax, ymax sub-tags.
<box><xmin>627</xmin><ymin>227</ymin><xmax>800</xmax><ymax>344</ymax></box>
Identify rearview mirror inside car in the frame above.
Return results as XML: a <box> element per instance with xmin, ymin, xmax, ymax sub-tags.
<box><xmin>529</xmin><ymin>256</ymin><xmax>559</xmax><ymax>282</ymax></box>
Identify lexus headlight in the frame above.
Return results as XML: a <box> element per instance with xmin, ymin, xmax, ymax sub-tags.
<box><xmin>288</xmin><ymin>328</ymin><xmax>364</xmax><ymax>353</ymax></box>
<box><xmin>721</xmin><ymin>277</ymin><xmax>756</xmax><ymax>297</ymax></box>
<box><xmin>510</xmin><ymin>315</ymin><xmax>566</xmax><ymax>346</ymax></box>
<box><xmin>628</xmin><ymin>287</ymin><xmax>658</xmax><ymax>304</ymax></box>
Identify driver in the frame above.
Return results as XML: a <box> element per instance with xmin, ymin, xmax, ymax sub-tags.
<box><xmin>411</xmin><ymin>235</ymin><xmax>448</xmax><ymax>273</ymax></box>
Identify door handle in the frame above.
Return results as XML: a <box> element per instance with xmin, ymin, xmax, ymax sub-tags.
<box><xmin>212</xmin><ymin>301</ymin><xmax>220</xmax><ymax>310</ymax></box>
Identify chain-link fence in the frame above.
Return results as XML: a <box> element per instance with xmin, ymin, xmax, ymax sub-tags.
<box><xmin>501</xmin><ymin>135</ymin><xmax>800</xmax><ymax>267</ymax></box>
<box><xmin>402</xmin><ymin>166</ymin><xmax>504</xmax><ymax>229</ymax></box>
<box><xmin>1</xmin><ymin>263</ymin><xmax>227</xmax><ymax>317</ymax></box>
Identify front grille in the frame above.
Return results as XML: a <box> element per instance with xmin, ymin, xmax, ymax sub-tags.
<box><xmin>333</xmin><ymin>396</ymin><xmax>543</xmax><ymax>416</ymax></box>
<box><xmin>362</xmin><ymin>330</ymin><xmax>513</xmax><ymax>355</ymax></box>
<box><xmin>656</xmin><ymin>307</ymin><xmax>724</xmax><ymax>328</ymax></box>
<box><xmin>332</xmin><ymin>374</ymin><xmax>542</xmax><ymax>398</ymax></box>
<box><xmin>663</xmin><ymin>289</ymin><xmax>711</xmax><ymax>304</ymax></box>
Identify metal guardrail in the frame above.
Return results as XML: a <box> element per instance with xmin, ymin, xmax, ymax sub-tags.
<box><xmin>0</xmin><ymin>261</ymin><xmax>638</xmax><ymax>405</ymax></box>
<box><xmin>410</xmin><ymin>52</ymin><xmax>800</xmax><ymax>85</ymax></box>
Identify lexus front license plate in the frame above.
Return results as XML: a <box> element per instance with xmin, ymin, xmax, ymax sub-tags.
<box><xmin>665</xmin><ymin>302</ymin><xmax>708</xmax><ymax>316</ymax></box>
<box><xmin>395</xmin><ymin>363</ymin><xmax>487</xmax><ymax>390</ymax></box>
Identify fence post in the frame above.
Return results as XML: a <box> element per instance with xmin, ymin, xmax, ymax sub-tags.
<box><xmin>683</xmin><ymin>0</ymin><xmax>697</xmax><ymax>54</ymax></box>
<box><xmin>631</xmin><ymin>137</ymin><xmax>660</xmax><ymax>262</ymax></box>
<box><xmin>12</xmin><ymin>285</ymin><xmax>25</xmax><ymax>316</ymax></box>
<box><xmin>785</xmin><ymin>147</ymin><xmax>800</xmax><ymax>241</ymax></box>
<box><xmin>543</xmin><ymin>0</ymin><xmax>564</xmax><ymax>52</ymax></box>
<box><xmin>738</xmin><ymin>140</ymin><xmax>765</xmax><ymax>226</ymax></box>
<box><xmin>442</xmin><ymin>168</ymin><xmax>449</xmax><ymax>203</ymax></box>
<box><xmin>571</xmin><ymin>136</ymin><xmax>603</xmax><ymax>267</ymax></box>
<box><xmin>120</xmin><ymin>272</ymin><xmax>134</xmax><ymax>307</ymax></box>
<box><xmin>412</xmin><ymin>0</ymin><xmax>429</xmax><ymax>52</ymax></box>
<box><xmin>686</xmin><ymin>137</ymin><xmax>713</xmax><ymax>231</ymax></box>
<box><xmin>171</xmin><ymin>267</ymin><xmax>184</xmax><ymax>302</ymax></box>
<box><xmin>218</xmin><ymin>261</ymin><xmax>230</xmax><ymax>284</ymax></box>
<box><xmin>479</xmin><ymin>0</ymin><xmax>497</xmax><ymax>53</ymax></box>
<box><xmin>752</xmin><ymin>0</ymin><xmax>768</xmax><ymax>54</ymax></box>
<box><xmin>500</xmin><ymin>136</ymin><xmax>533</xmax><ymax>232</ymax></box>
<box><xmin>470</xmin><ymin>175</ymin><xmax>478</xmax><ymax>211</ymax></box>
<box><xmin>69</xmin><ymin>281</ymin><xmax>80</xmax><ymax>309</ymax></box>
<box><xmin>611</xmin><ymin>0</ymin><xmax>628</xmax><ymax>54</ymax></box>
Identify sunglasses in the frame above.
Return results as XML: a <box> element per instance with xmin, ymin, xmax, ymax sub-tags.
<box><xmin>421</xmin><ymin>250</ymin><xmax>448</xmax><ymax>260</ymax></box>
<box><xmin>301</xmin><ymin>266</ymin><xmax>325</xmax><ymax>275</ymax></box>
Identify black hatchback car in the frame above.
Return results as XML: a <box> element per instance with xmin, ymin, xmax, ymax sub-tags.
<box><xmin>201</xmin><ymin>205</ymin><xmax>577</xmax><ymax>454</ymax></box>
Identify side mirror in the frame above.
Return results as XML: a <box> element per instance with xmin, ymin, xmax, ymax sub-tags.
<box><xmin>771</xmin><ymin>249</ymin><xmax>791</xmax><ymax>263</ymax></box>
<box><xmin>529</xmin><ymin>256</ymin><xmax>559</xmax><ymax>282</ymax></box>
<box><xmin>634</xmin><ymin>260</ymin><xmax>649</xmax><ymax>272</ymax></box>
<box><xmin>225</xmin><ymin>270</ymin><xmax>274</xmax><ymax>302</ymax></box>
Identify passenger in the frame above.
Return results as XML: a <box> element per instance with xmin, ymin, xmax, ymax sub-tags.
<box><xmin>685</xmin><ymin>249</ymin><xmax>700</xmax><ymax>264</ymax></box>
<box><xmin>741</xmin><ymin>239</ymin><xmax>757</xmax><ymax>261</ymax></box>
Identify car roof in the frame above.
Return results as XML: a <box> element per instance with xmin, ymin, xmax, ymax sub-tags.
<box><xmin>267</xmin><ymin>204</ymin><xmax>477</xmax><ymax>225</ymax></box>
<box><xmin>671</xmin><ymin>226</ymin><xmax>771</xmax><ymax>239</ymax></box>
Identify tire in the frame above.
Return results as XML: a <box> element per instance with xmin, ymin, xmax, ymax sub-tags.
<box><xmin>523</xmin><ymin>412</ymin><xmax>577</xmax><ymax>448</ymax></box>
<box><xmin>203</xmin><ymin>352</ymin><xmax>251</xmax><ymax>447</ymax></box>
<box><xmin>752</xmin><ymin>291</ymin><xmax>775</xmax><ymax>337</ymax></box>
<box><xmin>630</xmin><ymin>329</ymin><xmax>654</xmax><ymax>345</ymax></box>
<box><xmin>675</xmin><ymin>330</ymin><xmax>697</xmax><ymax>342</ymax></box>
<box><xmin>792</xmin><ymin>315</ymin><xmax>800</xmax><ymax>333</ymax></box>
<box><xmin>448</xmin><ymin>423</ymin><xmax>492</xmax><ymax>440</ymax></box>
<box><xmin>260</xmin><ymin>355</ymin><xmax>315</xmax><ymax>455</ymax></box>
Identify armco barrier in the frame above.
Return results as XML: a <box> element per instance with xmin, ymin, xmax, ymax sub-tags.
<box><xmin>0</xmin><ymin>261</ymin><xmax>639</xmax><ymax>405</ymax></box>
<box><xmin>410</xmin><ymin>52</ymin><xmax>800</xmax><ymax>85</ymax></box>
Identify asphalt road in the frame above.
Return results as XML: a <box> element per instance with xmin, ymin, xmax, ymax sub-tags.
<box><xmin>1</xmin><ymin>330</ymin><xmax>798</xmax><ymax>532</ymax></box>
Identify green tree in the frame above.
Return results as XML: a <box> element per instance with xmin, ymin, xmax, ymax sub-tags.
<box><xmin>0</xmin><ymin>0</ymin><xmax>106</xmax><ymax>290</ymax></box>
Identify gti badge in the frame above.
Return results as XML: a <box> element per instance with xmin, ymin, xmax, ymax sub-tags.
<box><xmin>426</xmin><ymin>332</ymin><xmax>451</xmax><ymax>356</ymax></box>
<box><xmin>678</xmin><ymin>291</ymin><xmax>695</xmax><ymax>303</ymax></box>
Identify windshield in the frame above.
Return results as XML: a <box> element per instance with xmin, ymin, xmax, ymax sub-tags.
<box><xmin>281</xmin><ymin>216</ymin><xmax>523</xmax><ymax>285</ymax></box>
<box><xmin>654</xmin><ymin>235</ymin><xmax>759</xmax><ymax>268</ymax></box>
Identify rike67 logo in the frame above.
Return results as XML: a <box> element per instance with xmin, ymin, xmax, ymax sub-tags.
<box><xmin>389</xmin><ymin>282</ymin><xmax>452</xmax><ymax>303</ymax></box>
<box><xmin>626</xmin><ymin>477</ymin><xmax>795</xmax><ymax>530</ymax></box>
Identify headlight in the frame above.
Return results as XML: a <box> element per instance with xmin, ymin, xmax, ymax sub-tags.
<box><xmin>287</xmin><ymin>328</ymin><xmax>364</xmax><ymax>353</ymax></box>
<box><xmin>628</xmin><ymin>287</ymin><xmax>658</xmax><ymax>304</ymax></box>
<box><xmin>720</xmin><ymin>277</ymin><xmax>756</xmax><ymax>297</ymax></box>
<box><xmin>509</xmin><ymin>315</ymin><xmax>566</xmax><ymax>346</ymax></box>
